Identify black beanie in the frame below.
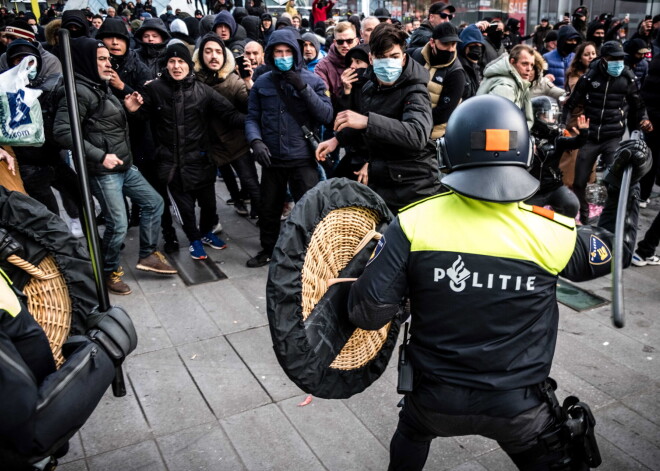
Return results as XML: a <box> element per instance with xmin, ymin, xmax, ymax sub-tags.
<box><xmin>162</xmin><ymin>40</ymin><xmax>194</xmax><ymax>70</ymax></box>
<box><xmin>6</xmin><ymin>38</ymin><xmax>42</xmax><ymax>74</ymax></box>
<box><xmin>62</xmin><ymin>9</ymin><xmax>90</xmax><ymax>38</ymax></box>
<box><xmin>96</xmin><ymin>17</ymin><xmax>130</xmax><ymax>43</ymax></box>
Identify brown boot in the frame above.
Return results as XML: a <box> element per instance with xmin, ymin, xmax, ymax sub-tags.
<box><xmin>106</xmin><ymin>269</ymin><xmax>132</xmax><ymax>295</ymax></box>
<box><xmin>136</xmin><ymin>251</ymin><xmax>178</xmax><ymax>275</ymax></box>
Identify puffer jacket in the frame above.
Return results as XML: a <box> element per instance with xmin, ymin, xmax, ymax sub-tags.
<box><xmin>53</xmin><ymin>74</ymin><xmax>132</xmax><ymax>175</ymax></box>
<box><xmin>194</xmin><ymin>34</ymin><xmax>250</xmax><ymax>166</ymax></box>
<box><xmin>113</xmin><ymin>48</ymin><xmax>153</xmax><ymax>96</ymax></box>
<box><xmin>336</xmin><ymin>55</ymin><xmax>440</xmax><ymax>211</ymax></box>
<box><xmin>477</xmin><ymin>53</ymin><xmax>533</xmax><ymax>129</ymax></box>
<box><xmin>133</xmin><ymin>71</ymin><xmax>246</xmax><ymax>191</ymax></box>
<box><xmin>543</xmin><ymin>25</ymin><xmax>580</xmax><ymax>88</ymax></box>
<box><xmin>562</xmin><ymin>58</ymin><xmax>648</xmax><ymax>142</ymax></box>
<box><xmin>408</xmin><ymin>20</ymin><xmax>433</xmax><ymax>48</ymax></box>
<box><xmin>640</xmin><ymin>53</ymin><xmax>660</xmax><ymax>124</ymax></box>
<box><xmin>245</xmin><ymin>28</ymin><xmax>333</xmax><ymax>164</ymax></box>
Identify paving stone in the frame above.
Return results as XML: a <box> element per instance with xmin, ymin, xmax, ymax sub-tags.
<box><xmin>190</xmin><ymin>282</ymin><xmax>267</xmax><ymax>335</ymax></box>
<box><xmin>424</xmin><ymin>438</ymin><xmax>476</xmax><ymax>471</ymax></box>
<box><xmin>595</xmin><ymin>403</ymin><xmax>660</xmax><ymax>469</ymax></box>
<box><xmin>177</xmin><ymin>337</ymin><xmax>271</xmax><ymax>419</ymax></box>
<box><xmin>157</xmin><ymin>422</ymin><xmax>245</xmax><ymax>470</ymax></box>
<box><xmin>86</xmin><ymin>440</ymin><xmax>166</xmax><ymax>471</ymax></box>
<box><xmin>621</xmin><ymin>388</ymin><xmax>660</xmax><ymax>427</ymax></box>
<box><xmin>549</xmin><ymin>363</ymin><xmax>616</xmax><ymax>410</ymax></box>
<box><xmin>453</xmin><ymin>435</ymin><xmax>500</xmax><ymax>457</ymax></box>
<box><xmin>231</xmin><ymin>235</ymin><xmax>268</xmax><ymax>262</ymax></box>
<box><xmin>475</xmin><ymin>448</ymin><xmax>513</xmax><ymax>471</ymax></box>
<box><xmin>145</xmin><ymin>289</ymin><xmax>220</xmax><ymax>345</ymax></box>
<box><xmin>553</xmin><ymin>333</ymin><xmax>656</xmax><ymax>399</ymax></box>
<box><xmin>280</xmin><ymin>394</ymin><xmax>388</xmax><ymax>470</ymax></box>
<box><xmin>232</xmin><ymin>273</ymin><xmax>269</xmax><ymax>313</ymax></box>
<box><xmin>109</xmin><ymin>290</ymin><xmax>173</xmax><ymax>355</ymax></box>
<box><xmin>596</xmin><ymin>434</ymin><xmax>651</xmax><ymax>470</ymax></box>
<box><xmin>59</xmin><ymin>433</ymin><xmax>85</xmax><ymax>464</ymax></box>
<box><xmin>227</xmin><ymin>326</ymin><xmax>304</xmax><ymax>402</ymax></box>
<box><xmin>221</xmin><ymin>403</ymin><xmax>324</xmax><ymax>471</ymax></box>
<box><xmin>446</xmin><ymin>461</ymin><xmax>489</xmax><ymax>471</ymax></box>
<box><xmin>79</xmin><ymin>387</ymin><xmax>151</xmax><ymax>457</ymax></box>
<box><xmin>210</xmin><ymin>244</ymin><xmax>265</xmax><ymax>279</ymax></box>
<box><xmin>126</xmin><ymin>348</ymin><xmax>215</xmax><ymax>436</ymax></box>
<box><xmin>56</xmin><ymin>460</ymin><xmax>88</xmax><ymax>471</ymax></box>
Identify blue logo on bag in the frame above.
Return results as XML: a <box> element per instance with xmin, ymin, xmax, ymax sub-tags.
<box><xmin>589</xmin><ymin>235</ymin><xmax>612</xmax><ymax>265</ymax></box>
<box><xmin>8</xmin><ymin>90</ymin><xmax>32</xmax><ymax>129</ymax></box>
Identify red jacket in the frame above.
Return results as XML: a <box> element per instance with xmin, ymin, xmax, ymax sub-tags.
<box><xmin>312</xmin><ymin>0</ymin><xmax>334</xmax><ymax>24</ymax></box>
<box><xmin>314</xmin><ymin>44</ymin><xmax>346</xmax><ymax>99</ymax></box>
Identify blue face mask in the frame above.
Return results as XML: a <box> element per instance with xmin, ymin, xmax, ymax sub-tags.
<box><xmin>606</xmin><ymin>60</ymin><xmax>624</xmax><ymax>77</ymax></box>
<box><xmin>274</xmin><ymin>55</ymin><xmax>294</xmax><ymax>71</ymax></box>
<box><xmin>372</xmin><ymin>57</ymin><xmax>403</xmax><ymax>84</ymax></box>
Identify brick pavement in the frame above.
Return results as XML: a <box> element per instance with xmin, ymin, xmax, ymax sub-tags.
<box><xmin>57</xmin><ymin>182</ymin><xmax>660</xmax><ymax>471</ymax></box>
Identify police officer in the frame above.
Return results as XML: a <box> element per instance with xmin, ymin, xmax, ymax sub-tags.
<box><xmin>347</xmin><ymin>95</ymin><xmax>651</xmax><ymax>470</ymax></box>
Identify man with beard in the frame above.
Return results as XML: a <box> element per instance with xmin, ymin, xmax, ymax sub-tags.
<box><xmin>194</xmin><ymin>33</ymin><xmax>261</xmax><ymax>219</ymax></box>
<box><xmin>125</xmin><ymin>41</ymin><xmax>246</xmax><ymax>261</ymax></box>
<box><xmin>134</xmin><ymin>17</ymin><xmax>170</xmax><ymax>76</ymax></box>
<box><xmin>53</xmin><ymin>38</ymin><xmax>177</xmax><ymax>295</ymax></box>
<box><xmin>301</xmin><ymin>32</ymin><xmax>324</xmax><ymax>71</ymax></box>
<box><xmin>315</xmin><ymin>21</ymin><xmax>359</xmax><ymax>102</ymax></box>
<box><xmin>410</xmin><ymin>22</ymin><xmax>465</xmax><ymax>139</ymax></box>
<box><xmin>543</xmin><ymin>24</ymin><xmax>581</xmax><ymax>89</ymax></box>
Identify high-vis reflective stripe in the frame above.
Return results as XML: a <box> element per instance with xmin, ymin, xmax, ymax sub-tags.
<box><xmin>399</xmin><ymin>192</ymin><xmax>577</xmax><ymax>275</ymax></box>
<box><xmin>0</xmin><ymin>268</ymin><xmax>21</xmax><ymax>317</ymax></box>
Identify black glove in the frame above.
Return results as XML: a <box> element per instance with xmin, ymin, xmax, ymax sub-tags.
<box><xmin>0</xmin><ymin>228</ymin><xmax>22</xmax><ymax>262</ymax></box>
<box><xmin>604</xmin><ymin>139</ymin><xmax>652</xmax><ymax>189</ymax></box>
<box><xmin>251</xmin><ymin>140</ymin><xmax>272</xmax><ymax>167</ymax></box>
<box><xmin>282</xmin><ymin>70</ymin><xmax>306</xmax><ymax>92</ymax></box>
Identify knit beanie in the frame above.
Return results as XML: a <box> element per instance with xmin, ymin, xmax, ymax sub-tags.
<box><xmin>162</xmin><ymin>39</ymin><xmax>193</xmax><ymax>69</ymax></box>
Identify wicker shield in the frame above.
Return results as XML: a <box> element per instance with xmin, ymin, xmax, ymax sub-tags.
<box><xmin>267</xmin><ymin>178</ymin><xmax>401</xmax><ymax>399</ymax></box>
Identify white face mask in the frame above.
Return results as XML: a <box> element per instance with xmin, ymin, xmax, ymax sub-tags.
<box><xmin>31</xmin><ymin>25</ymin><xmax>38</xmax><ymax>33</ymax></box>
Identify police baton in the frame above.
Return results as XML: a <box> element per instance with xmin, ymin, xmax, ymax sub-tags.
<box><xmin>58</xmin><ymin>29</ymin><xmax>127</xmax><ymax>396</ymax></box>
<box><xmin>611</xmin><ymin>164</ymin><xmax>632</xmax><ymax>329</ymax></box>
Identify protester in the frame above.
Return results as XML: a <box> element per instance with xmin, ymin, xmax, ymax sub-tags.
<box><xmin>543</xmin><ymin>24</ymin><xmax>581</xmax><ymax>89</ymax></box>
<box><xmin>360</xmin><ymin>16</ymin><xmax>379</xmax><ymax>44</ymax></box>
<box><xmin>301</xmin><ymin>32</ymin><xmax>324</xmax><ymax>71</ymax></box>
<box><xmin>457</xmin><ymin>24</ymin><xmax>485</xmax><ymax>99</ymax></box>
<box><xmin>409</xmin><ymin>2</ymin><xmax>455</xmax><ymax>48</ymax></box>
<box><xmin>133</xmin><ymin>17</ymin><xmax>170</xmax><ymax>76</ymax></box>
<box><xmin>532</xmin><ymin>17</ymin><xmax>552</xmax><ymax>51</ymax></box>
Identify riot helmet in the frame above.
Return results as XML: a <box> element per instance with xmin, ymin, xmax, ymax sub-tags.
<box><xmin>531</xmin><ymin>96</ymin><xmax>560</xmax><ymax>139</ymax></box>
<box><xmin>439</xmin><ymin>95</ymin><xmax>539</xmax><ymax>202</ymax></box>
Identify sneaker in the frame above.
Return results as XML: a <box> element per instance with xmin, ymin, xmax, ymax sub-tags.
<box><xmin>190</xmin><ymin>240</ymin><xmax>208</xmax><ymax>260</ymax></box>
<box><xmin>212</xmin><ymin>221</ymin><xmax>223</xmax><ymax>234</ymax></box>
<box><xmin>70</xmin><ymin>218</ymin><xmax>84</xmax><ymax>238</ymax></box>
<box><xmin>246</xmin><ymin>250</ymin><xmax>271</xmax><ymax>268</ymax></box>
<box><xmin>226</xmin><ymin>198</ymin><xmax>236</xmax><ymax>205</ymax></box>
<box><xmin>136</xmin><ymin>251</ymin><xmax>178</xmax><ymax>274</ymax></box>
<box><xmin>202</xmin><ymin>232</ymin><xmax>227</xmax><ymax>250</ymax></box>
<box><xmin>281</xmin><ymin>201</ymin><xmax>294</xmax><ymax>221</ymax></box>
<box><xmin>106</xmin><ymin>269</ymin><xmax>132</xmax><ymax>295</ymax></box>
<box><xmin>250</xmin><ymin>208</ymin><xmax>259</xmax><ymax>219</ymax></box>
<box><xmin>639</xmin><ymin>198</ymin><xmax>650</xmax><ymax>209</ymax></box>
<box><xmin>631</xmin><ymin>252</ymin><xmax>660</xmax><ymax>267</ymax></box>
<box><xmin>235</xmin><ymin>201</ymin><xmax>249</xmax><ymax>216</ymax></box>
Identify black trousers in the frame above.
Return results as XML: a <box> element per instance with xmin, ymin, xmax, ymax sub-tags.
<box><xmin>637</xmin><ymin>209</ymin><xmax>660</xmax><ymax>258</ymax></box>
<box><xmin>168</xmin><ymin>173</ymin><xmax>216</xmax><ymax>243</ymax></box>
<box><xmin>218</xmin><ymin>153</ymin><xmax>261</xmax><ymax>207</ymax></box>
<box><xmin>525</xmin><ymin>185</ymin><xmax>580</xmax><ymax>218</ymax></box>
<box><xmin>20</xmin><ymin>162</ymin><xmax>81</xmax><ymax>219</ymax></box>
<box><xmin>640</xmin><ymin>126</ymin><xmax>660</xmax><ymax>201</ymax></box>
<box><xmin>573</xmin><ymin>138</ymin><xmax>619</xmax><ymax>221</ymax></box>
<box><xmin>259</xmin><ymin>164</ymin><xmax>318</xmax><ymax>254</ymax></box>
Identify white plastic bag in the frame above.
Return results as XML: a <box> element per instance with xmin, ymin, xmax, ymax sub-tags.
<box><xmin>0</xmin><ymin>56</ymin><xmax>44</xmax><ymax>146</ymax></box>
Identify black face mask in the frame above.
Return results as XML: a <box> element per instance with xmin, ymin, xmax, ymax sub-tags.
<box><xmin>560</xmin><ymin>42</ymin><xmax>578</xmax><ymax>55</ymax></box>
<box><xmin>354</xmin><ymin>67</ymin><xmax>368</xmax><ymax>80</ymax></box>
<box><xmin>466</xmin><ymin>46</ymin><xmax>483</xmax><ymax>61</ymax></box>
<box><xmin>572</xmin><ymin>18</ymin><xmax>585</xmax><ymax>29</ymax></box>
<box><xmin>591</xmin><ymin>36</ymin><xmax>604</xmax><ymax>46</ymax></box>
<box><xmin>430</xmin><ymin>48</ymin><xmax>453</xmax><ymax>66</ymax></box>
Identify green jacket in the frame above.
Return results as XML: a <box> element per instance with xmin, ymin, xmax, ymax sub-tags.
<box><xmin>476</xmin><ymin>53</ymin><xmax>534</xmax><ymax>130</ymax></box>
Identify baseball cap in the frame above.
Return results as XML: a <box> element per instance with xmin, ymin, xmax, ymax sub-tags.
<box><xmin>601</xmin><ymin>40</ymin><xmax>624</xmax><ymax>58</ymax></box>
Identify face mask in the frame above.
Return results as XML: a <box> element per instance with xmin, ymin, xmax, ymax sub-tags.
<box><xmin>354</xmin><ymin>67</ymin><xmax>368</xmax><ymax>80</ymax></box>
<box><xmin>591</xmin><ymin>36</ymin><xmax>603</xmax><ymax>47</ymax></box>
<box><xmin>28</xmin><ymin>66</ymin><xmax>37</xmax><ymax>80</ymax></box>
<box><xmin>430</xmin><ymin>48</ymin><xmax>453</xmax><ymax>66</ymax></box>
<box><xmin>372</xmin><ymin>57</ymin><xmax>403</xmax><ymax>84</ymax></box>
<box><xmin>606</xmin><ymin>60</ymin><xmax>624</xmax><ymax>76</ymax></box>
<box><xmin>31</xmin><ymin>24</ymin><xmax>38</xmax><ymax>33</ymax></box>
<box><xmin>274</xmin><ymin>55</ymin><xmax>294</xmax><ymax>71</ymax></box>
<box><xmin>466</xmin><ymin>46</ymin><xmax>483</xmax><ymax>61</ymax></box>
<box><xmin>560</xmin><ymin>42</ymin><xmax>577</xmax><ymax>55</ymax></box>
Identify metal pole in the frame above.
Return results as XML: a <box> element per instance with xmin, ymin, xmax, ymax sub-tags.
<box><xmin>611</xmin><ymin>165</ymin><xmax>632</xmax><ymax>329</ymax></box>
<box><xmin>58</xmin><ymin>29</ymin><xmax>111</xmax><ymax>313</ymax></box>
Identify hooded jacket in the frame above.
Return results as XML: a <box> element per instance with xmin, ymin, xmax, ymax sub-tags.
<box><xmin>0</xmin><ymin>41</ymin><xmax>61</xmax><ymax>78</ymax></box>
<box><xmin>245</xmin><ymin>28</ymin><xmax>333</xmax><ymax>164</ymax></box>
<box><xmin>242</xmin><ymin>15</ymin><xmax>261</xmax><ymax>42</ymax></box>
<box><xmin>335</xmin><ymin>55</ymin><xmax>440</xmax><ymax>212</ymax></box>
<box><xmin>194</xmin><ymin>34</ymin><xmax>250</xmax><ymax>166</ymax></box>
<box><xmin>543</xmin><ymin>25</ymin><xmax>581</xmax><ymax>88</ymax></box>
<box><xmin>457</xmin><ymin>24</ymin><xmax>484</xmax><ymax>99</ymax></box>
<box><xmin>314</xmin><ymin>43</ymin><xmax>347</xmax><ymax>100</ymax></box>
<box><xmin>53</xmin><ymin>38</ymin><xmax>132</xmax><ymax>176</ymax></box>
<box><xmin>476</xmin><ymin>53</ymin><xmax>534</xmax><ymax>130</ymax></box>
<box><xmin>214</xmin><ymin>11</ymin><xmax>247</xmax><ymax>54</ymax></box>
<box><xmin>562</xmin><ymin>58</ymin><xmax>648</xmax><ymax>142</ymax></box>
<box><xmin>134</xmin><ymin>18</ymin><xmax>170</xmax><ymax>77</ymax></box>
<box><xmin>301</xmin><ymin>32</ymin><xmax>325</xmax><ymax>71</ymax></box>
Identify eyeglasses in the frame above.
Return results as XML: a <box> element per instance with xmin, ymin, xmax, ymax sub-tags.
<box><xmin>335</xmin><ymin>38</ymin><xmax>356</xmax><ymax>45</ymax></box>
<box><xmin>439</xmin><ymin>12</ymin><xmax>454</xmax><ymax>20</ymax></box>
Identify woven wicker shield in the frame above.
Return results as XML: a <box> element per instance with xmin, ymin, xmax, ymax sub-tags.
<box><xmin>267</xmin><ymin>178</ymin><xmax>401</xmax><ymax>399</ymax></box>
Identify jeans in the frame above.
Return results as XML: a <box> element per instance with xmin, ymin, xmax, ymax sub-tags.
<box><xmin>90</xmin><ymin>166</ymin><xmax>164</xmax><ymax>273</ymax></box>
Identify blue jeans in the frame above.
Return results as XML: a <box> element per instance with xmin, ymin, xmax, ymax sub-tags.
<box><xmin>90</xmin><ymin>166</ymin><xmax>164</xmax><ymax>273</ymax></box>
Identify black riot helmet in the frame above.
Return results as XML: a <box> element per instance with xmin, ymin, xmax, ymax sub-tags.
<box><xmin>531</xmin><ymin>95</ymin><xmax>560</xmax><ymax>140</ymax></box>
<box><xmin>439</xmin><ymin>95</ymin><xmax>538</xmax><ymax>203</ymax></box>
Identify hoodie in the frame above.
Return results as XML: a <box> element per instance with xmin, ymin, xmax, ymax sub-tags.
<box><xmin>62</xmin><ymin>9</ymin><xmax>90</xmax><ymax>38</ymax></box>
<box><xmin>246</xmin><ymin>28</ymin><xmax>333</xmax><ymax>162</ymax></box>
<box><xmin>477</xmin><ymin>53</ymin><xmax>533</xmax><ymax>130</ymax></box>
<box><xmin>242</xmin><ymin>15</ymin><xmax>261</xmax><ymax>41</ymax></box>
<box><xmin>543</xmin><ymin>24</ymin><xmax>581</xmax><ymax>88</ymax></box>
<box><xmin>314</xmin><ymin>43</ymin><xmax>347</xmax><ymax>99</ymax></box>
<box><xmin>457</xmin><ymin>24</ymin><xmax>485</xmax><ymax>98</ymax></box>
<box><xmin>301</xmin><ymin>32</ymin><xmax>324</xmax><ymax>70</ymax></box>
<box><xmin>135</xmin><ymin>18</ymin><xmax>170</xmax><ymax>77</ymax></box>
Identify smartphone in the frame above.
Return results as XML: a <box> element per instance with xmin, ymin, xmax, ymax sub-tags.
<box><xmin>235</xmin><ymin>55</ymin><xmax>251</xmax><ymax>79</ymax></box>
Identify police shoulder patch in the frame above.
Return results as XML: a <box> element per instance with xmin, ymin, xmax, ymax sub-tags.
<box><xmin>367</xmin><ymin>236</ymin><xmax>386</xmax><ymax>266</ymax></box>
<box><xmin>589</xmin><ymin>235</ymin><xmax>612</xmax><ymax>265</ymax></box>
<box><xmin>324</xmin><ymin>90</ymin><xmax>331</xmax><ymax>97</ymax></box>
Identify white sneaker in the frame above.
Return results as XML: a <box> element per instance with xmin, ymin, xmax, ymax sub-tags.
<box><xmin>212</xmin><ymin>222</ymin><xmax>223</xmax><ymax>234</ymax></box>
<box><xmin>639</xmin><ymin>198</ymin><xmax>650</xmax><ymax>208</ymax></box>
<box><xmin>631</xmin><ymin>252</ymin><xmax>660</xmax><ymax>267</ymax></box>
<box><xmin>70</xmin><ymin>218</ymin><xmax>84</xmax><ymax>238</ymax></box>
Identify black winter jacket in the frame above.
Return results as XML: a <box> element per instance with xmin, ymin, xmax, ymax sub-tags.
<box><xmin>530</xmin><ymin>128</ymin><xmax>587</xmax><ymax>192</ymax></box>
<box><xmin>132</xmin><ymin>72</ymin><xmax>245</xmax><ymax>191</ymax></box>
<box><xmin>53</xmin><ymin>74</ymin><xmax>132</xmax><ymax>176</ymax></box>
<box><xmin>111</xmin><ymin>48</ymin><xmax>153</xmax><ymax>97</ymax></box>
<box><xmin>640</xmin><ymin>54</ymin><xmax>660</xmax><ymax>125</ymax></box>
<box><xmin>562</xmin><ymin>58</ymin><xmax>648</xmax><ymax>142</ymax></box>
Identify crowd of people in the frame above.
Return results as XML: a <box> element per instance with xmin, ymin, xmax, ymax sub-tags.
<box><xmin>0</xmin><ymin>2</ymin><xmax>659</xmax><ymax>293</ymax></box>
